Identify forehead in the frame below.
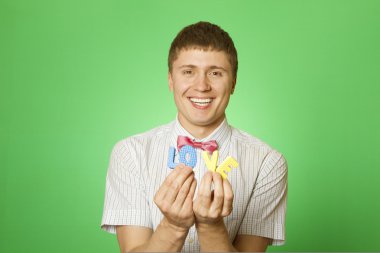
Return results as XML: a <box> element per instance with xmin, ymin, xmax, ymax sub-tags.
<box><xmin>173</xmin><ymin>48</ymin><xmax>231</xmax><ymax>69</ymax></box>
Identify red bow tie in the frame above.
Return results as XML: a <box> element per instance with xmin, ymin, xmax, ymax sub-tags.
<box><xmin>177</xmin><ymin>135</ymin><xmax>218</xmax><ymax>153</ymax></box>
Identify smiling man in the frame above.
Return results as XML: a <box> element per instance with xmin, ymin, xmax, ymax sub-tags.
<box><xmin>169</xmin><ymin>49</ymin><xmax>234</xmax><ymax>138</ymax></box>
<box><xmin>101</xmin><ymin>21</ymin><xmax>288</xmax><ymax>252</ymax></box>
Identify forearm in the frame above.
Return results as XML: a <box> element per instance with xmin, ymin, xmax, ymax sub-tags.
<box><xmin>196</xmin><ymin>220</ymin><xmax>237</xmax><ymax>252</ymax></box>
<box><xmin>130</xmin><ymin>218</ymin><xmax>189</xmax><ymax>252</ymax></box>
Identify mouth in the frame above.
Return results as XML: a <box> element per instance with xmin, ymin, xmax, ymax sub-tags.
<box><xmin>188</xmin><ymin>97</ymin><xmax>214</xmax><ymax>109</ymax></box>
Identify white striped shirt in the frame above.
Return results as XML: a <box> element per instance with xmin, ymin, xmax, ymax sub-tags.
<box><xmin>101</xmin><ymin>118</ymin><xmax>288</xmax><ymax>251</ymax></box>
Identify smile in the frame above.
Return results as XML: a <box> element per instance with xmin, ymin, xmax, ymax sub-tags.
<box><xmin>189</xmin><ymin>97</ymin><xmax>213</xmax><ymax>109</ymax></box>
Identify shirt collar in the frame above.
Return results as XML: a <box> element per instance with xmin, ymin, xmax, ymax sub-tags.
<box><xmin>171</xmin><ymin>115</ymin><xmax>232</xmax><ymax>151</ymax></box>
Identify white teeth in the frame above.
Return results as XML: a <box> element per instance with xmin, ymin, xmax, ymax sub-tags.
<box><xmin>189</xmin><ymin>98</ymin><xmax>213</xmax><ymax>103</ymax></box>
<box><xmin>194</xmin><ymin>102</ymin><xmax>208</xmax><ymax>107</ymax></box>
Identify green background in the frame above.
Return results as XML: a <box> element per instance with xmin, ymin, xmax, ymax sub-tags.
<box><xmin>1</xmin><ymin>0</ymin><xmax>379</xmax><ymax>252</ymax></box>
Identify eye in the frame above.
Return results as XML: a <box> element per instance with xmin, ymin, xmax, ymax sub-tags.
<box><xmin>209</xmin><ymin>71</ymin><xmax>222</xmax><ymax>77</ymax></box>
<box><xmin>182</xmin><ymin>69</ymin><xmax>193</xmax><ymax>75</ymax></box>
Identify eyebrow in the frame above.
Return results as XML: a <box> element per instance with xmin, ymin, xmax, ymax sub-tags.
<box><xmin>178</xmin><ymin>64</ymin><xmax>228</xmax><ymax>71</ymax></box>
<box><xmin>179</xmin><ymin>64</ymin><xmax>197</xmax><ymax>69</ymax></box>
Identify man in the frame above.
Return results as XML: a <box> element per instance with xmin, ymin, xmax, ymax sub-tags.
<box><xmin>101</xmin><ymin>21</ymin><xmax>288</xmax><ymax>252</ymax></box>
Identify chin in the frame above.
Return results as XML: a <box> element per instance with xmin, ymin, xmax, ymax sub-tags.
<box><xmin>179</xmin><ymin>109</ymin><xmax>224</xmax><ymax>127</ymax></box>
<box><xmin>190</xmin><ymin>118</ymin><xmax>220</xmax><ymax>127</ymax></box>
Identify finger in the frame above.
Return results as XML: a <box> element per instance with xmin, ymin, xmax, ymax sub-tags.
<box><xmin>164</xmin><ymin>165</ymin><xmax>194</xmax><ymax>204</ymax></box>
<box><xmin>210</xmin><ymin>172</ymin><xmax>224</xmax><ymax>214</ymax></box>
<box><xmin>156</xmin><ymin>164</ymin><xmax>182</xmax><ymax>202</ymax></box>
<box><xmin>165</xmin><ymin>164</ymin><xmax>191</xmax><ymax>188</ymax></box>
<box><xmin>183</xmin><ymin>179</ymin><xmax>197</xmax><ymax>210</ymax></box>
<box><xmin>162</xmin><ymin>164</ymin><xmax>183</xmax><ymax>190</ymax></box>
<box><xmin>189</xmin><ymin>179</ymin><xmax>197</xmax><ymax>200</ymax></box>
<box><xmin>197</xmin><ymin>171</ymin><xmax>213</xmax><ymax>209</ymax></box>
<box><xmin>221</xmin><ymin>178</ymin><xmax>234</xmax><ymax>217</ymax></box>
<box><xmin>172</xmin><ymin>173</ymin><xmax>194</xmax><ymax>208</ymax></box>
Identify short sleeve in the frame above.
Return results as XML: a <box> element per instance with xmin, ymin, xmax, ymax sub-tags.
<box><xmin>238</xmin><ymin>150</ymin><xmax>288</xmax><ymax>245</ymax></box>
<box><xmin>101</xmin><ymin>140</ymin><xmax>152</xmax><ymax>234</ymax></box>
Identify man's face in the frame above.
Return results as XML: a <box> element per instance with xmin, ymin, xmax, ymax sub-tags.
<box><xmin>169</xmin><ymin>48</ymin><xmax>236</xmax><ymax>136</ymax></box>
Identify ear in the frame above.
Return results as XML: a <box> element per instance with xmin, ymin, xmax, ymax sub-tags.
<box><xmin>231</xmin><ymin>77</ymin><xmax>237</xmax><ymax>94</ymax></box>
<box><xmin>168</xmin><ymin>72</ymin><xmax>174</xmax><ymax>92</ymax></box>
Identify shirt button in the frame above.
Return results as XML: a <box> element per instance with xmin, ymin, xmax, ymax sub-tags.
<box><xmin>188</xmin><ymin>238</ymin><xmax>194</xmax><ymax>244</ymax></box>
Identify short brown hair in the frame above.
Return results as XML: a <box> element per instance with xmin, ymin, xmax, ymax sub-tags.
<box><xmin>168</xmin><ymin>21</ymin><xmax>238</xmax><ymax>79</ymax></box>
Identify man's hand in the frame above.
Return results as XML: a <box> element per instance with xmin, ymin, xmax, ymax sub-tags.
<box><xmin>193</xmin><ymin>171</ymin><xmax>236</xmax><ymax>252</ymax></box>
<box><xmin>154</xmin><ymin>164</ymin><xmax>197</xmax><ymax>230</ymax></box>
<box><xmin>193</xmin><ymin>171</ymin><xmax>233</xmax><ymax>226</ymax></box>
<box><xmin>117</xmin><ymin>165</ymin><xmax>197</xmax><ymax>252</ymax></box>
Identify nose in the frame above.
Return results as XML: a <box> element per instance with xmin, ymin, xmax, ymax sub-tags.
<box><xmin>194</xmin><ymin>73</ymin><xmax>211</xmax><ymax>91</ymax></box>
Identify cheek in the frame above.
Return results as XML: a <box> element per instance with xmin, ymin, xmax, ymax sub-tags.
<box><xmin>173</xmin><ymin>79</ymin><xmax>192</xmax><ymax>94</ymax></box>
<box><xmin>214</xmin><ymin>83</ymin><xmax>231</xmax><ymax>97</ymax></box>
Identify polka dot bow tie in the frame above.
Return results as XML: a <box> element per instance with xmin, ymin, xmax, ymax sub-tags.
<box><xmin>177</xmin><ymin>135</ymin><xmax>218</xmax><ymax>153</ymax></box>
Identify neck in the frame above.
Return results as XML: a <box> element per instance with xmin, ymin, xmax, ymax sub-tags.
<box><xmin>178</xmin><ymin>114</ymin><xmax>225</xmax><ymax>139</ymax></box>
